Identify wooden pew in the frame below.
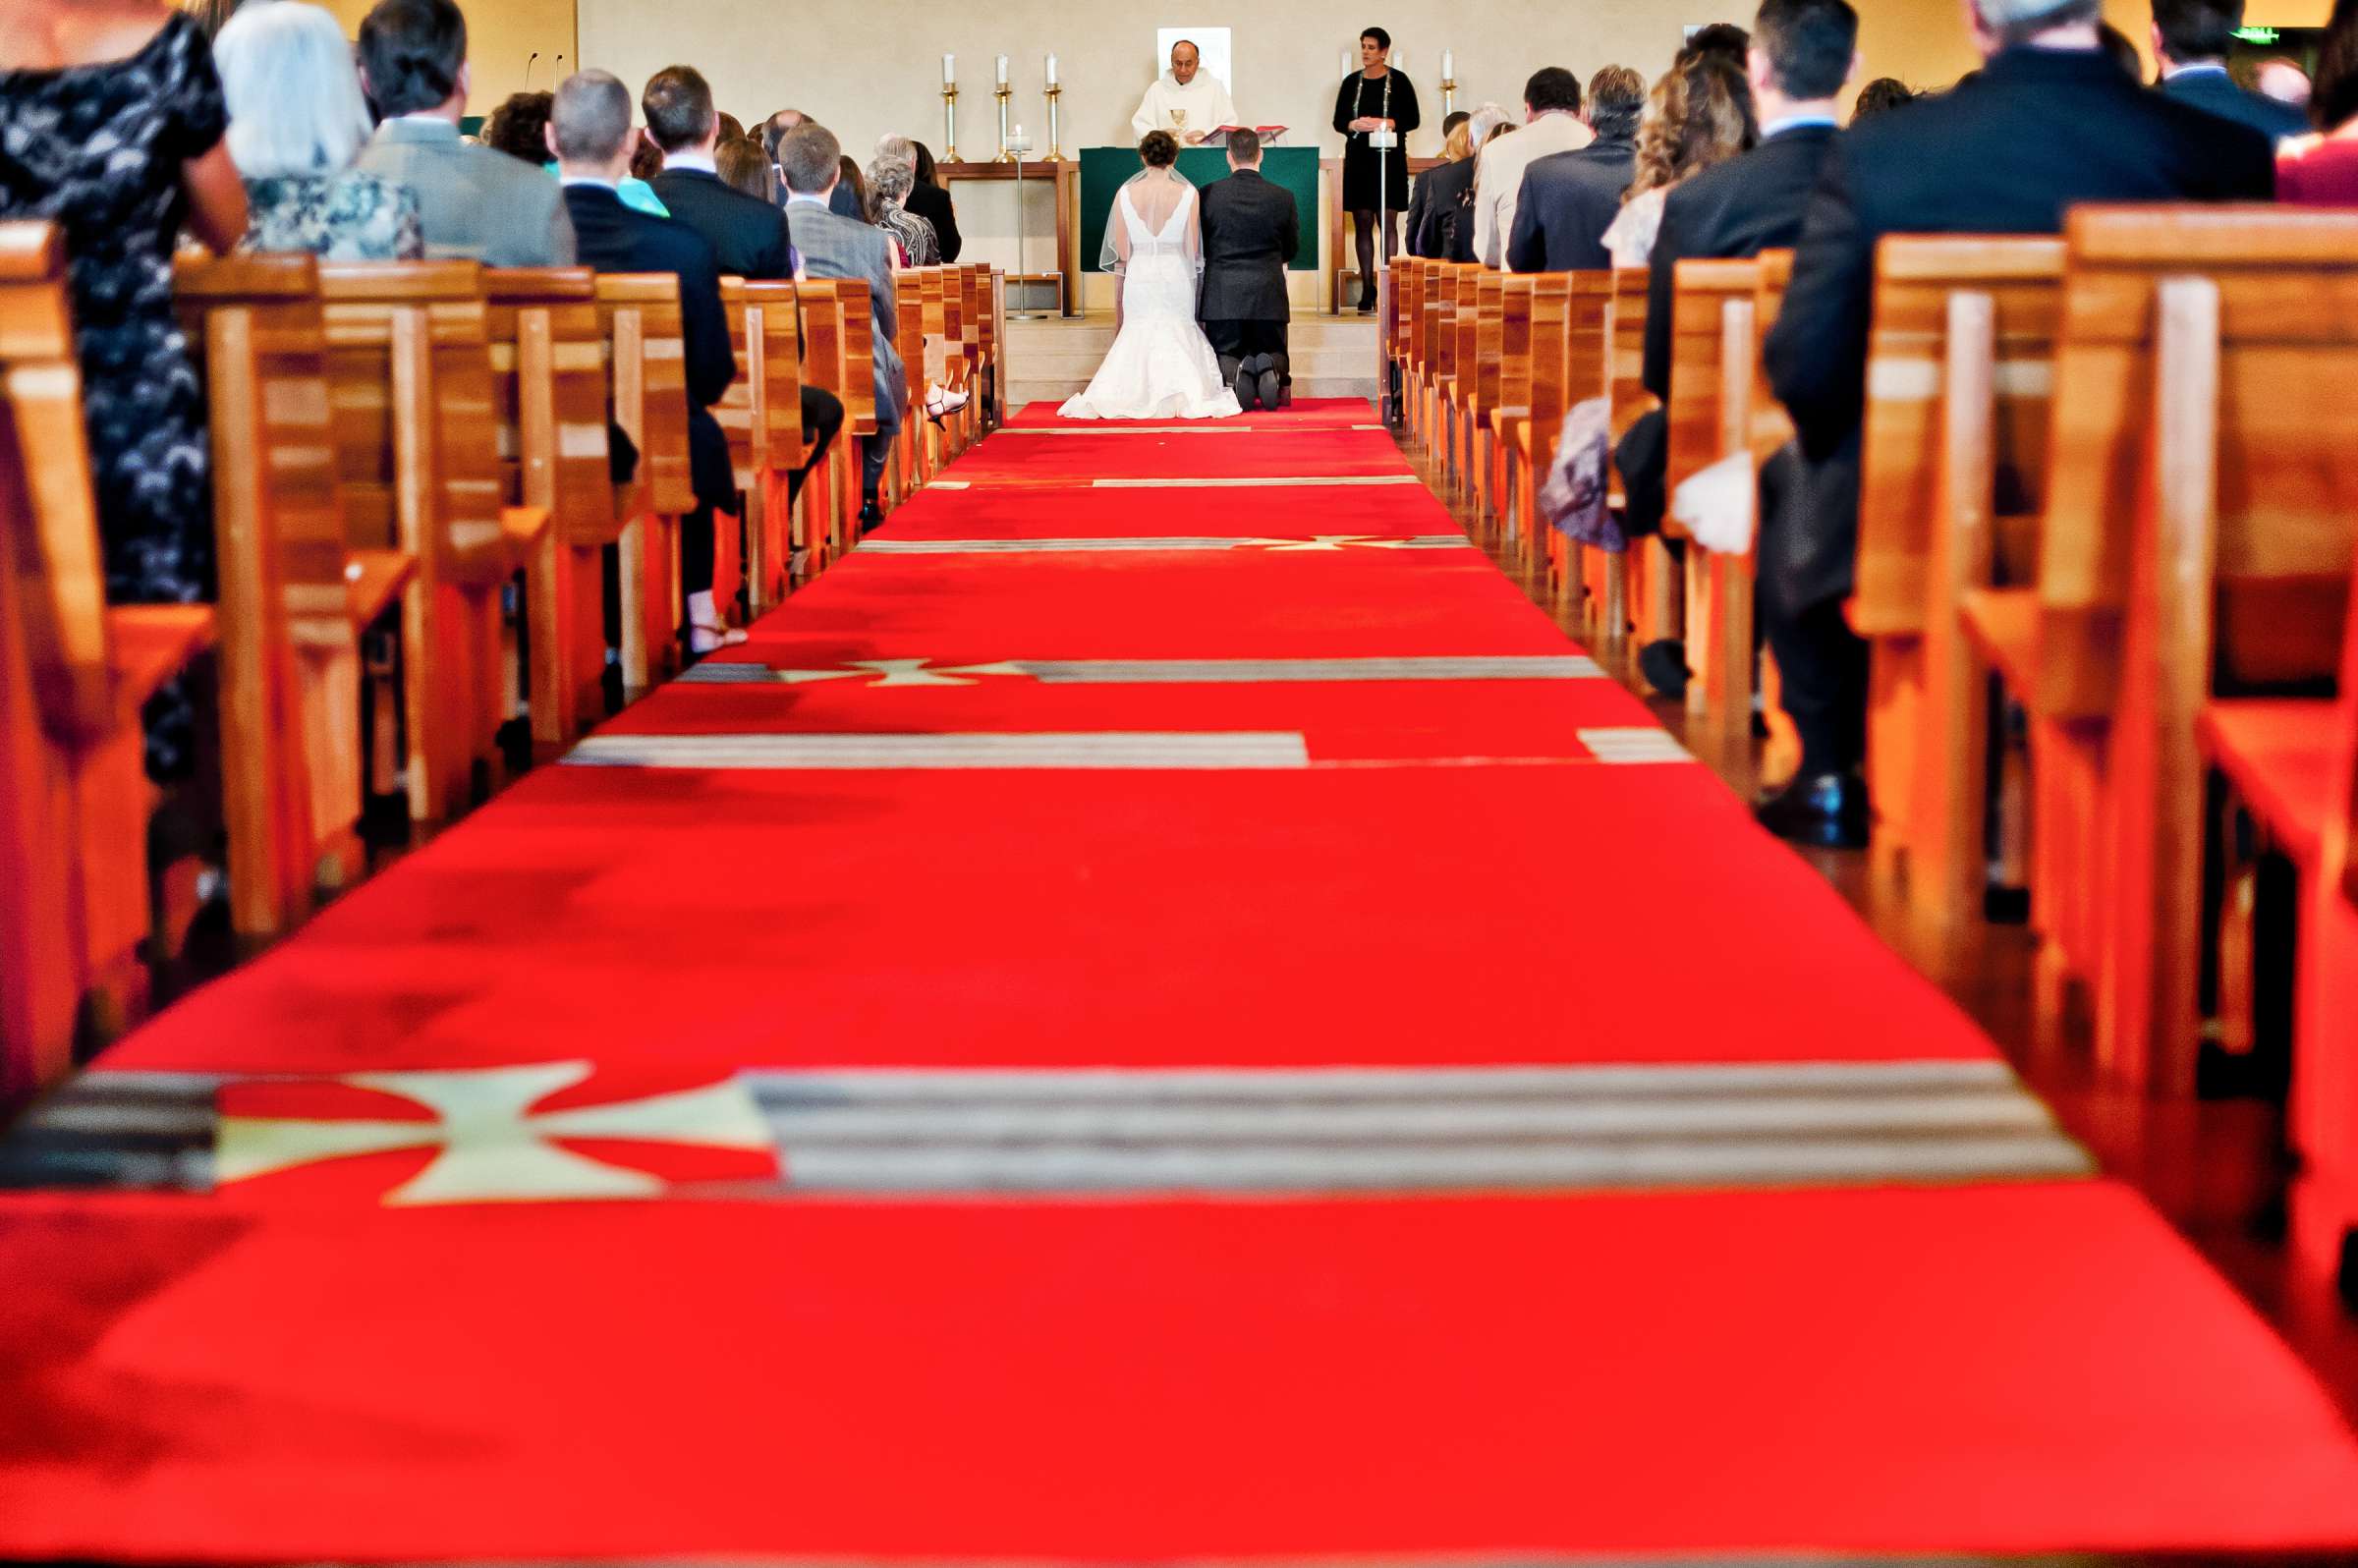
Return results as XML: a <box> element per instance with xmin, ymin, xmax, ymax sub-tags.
<box><xmin>481</xmin><ymin>268</ymin><xmax>618</xmax><ymax>746</ymax></box>
<box><xmin>2013</xmin><ymin>207</ymin><xmax>2358</xmax><ymax>1092</ymax></box>
<box><xmin>176</xmin><ymin>252</ymin><xmax>387</xmax><ymax>930</ymax></box>
<box><xmin>1399</xmin><ymin>256</ymin><xmax>1431</xmax><ymax>445</ymax></box>
<box><xmin>1426</xmin><ymin>262</ymin><xmax>1464</xmax><ymax>485</ymax></box>
<box><xmin>1443</xmin><ymin>265</ymin><xmax>1488</xmax><ymax>504</ymax></box>
<box><xmin>719</xmin><ymin>277</ymin><xmax>806</xmax><ymax>613</ymax></box>
<box><xmin>893</xmin><ymin>267</ymin><xmax>930</xmax><ymax>490</ymax></box>
<box><xmin>2198</xmin><ymin>544</ymin><xmax>2358</xmax><ymax>1290</ymax></box>
<box><xmin>0</xmin><ymin>221</ymin><xmax>216</xmax><ymax>1098</ymax></box>
<box><xmin>1603</xmin><ymin>267</ymin><xmax>1659</xmax><ymax>655</ymax></box>
<box><xmin>1468</xmin><ymin>269</ymin><xmax>1505</xmax><ymax>521</ymax></box>
<box><xmin>1752</xmin><ymin>251</ymin><xmax>1805</xmax><ymax>785</ymax></box>
<box><xmin>318</xmin><ymin>260</ymin><xmax>545</xmax><ymax>821</ymax></box>
<box><xmin>798</xmin><ymin>277</ymin><xmax>878</xmax><ymax>560</ymax></box>
<box><xmin>1389</xmin><ymin>254</ymin><xmax>1422</xmax><ymax>428</ymax></box>
<box><xmin>1489</xmin><ymin>273</ymin><xmax>1537</xmax><ymax>556</ymax></box>
<box><xmin>1665</xmin><ymin>257</ymin><xmax>1765</xmax><ymax>737</ymax></box>
<box><xmin>1852</xmin><ymin>236</ymin><xmax>2062</xmax><ymax>904</ymax></box>
<box><xmin>593</xmin><ymin>273</ymin><xmax>694</xmax><ymax>695</ymax></box>
<box><xmin>971</xmin><ymin>263</ymin><xmax>1001</xmax><ymax>432</ymax></box>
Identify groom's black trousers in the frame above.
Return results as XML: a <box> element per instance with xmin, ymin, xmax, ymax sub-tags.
<box><xmin>1204</xmin><ymin>318</ymin><xmax>1290</xmax><ymax>377</ymax></box>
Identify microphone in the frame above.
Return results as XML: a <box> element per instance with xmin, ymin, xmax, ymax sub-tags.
<box><xmin>524</xmin><ymin>50</ymin><xmax>539</xmax><ymax>85</ymax></box>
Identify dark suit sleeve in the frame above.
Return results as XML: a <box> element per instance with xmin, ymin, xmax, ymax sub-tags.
<box><xmin>1642</xmin><ymin>189</ymin><xmax>1682</xmax><ymax>401</ymax></box>
<box><xmin>1764</xmin><ymin>139</ymin><xmax>1873</xmax><ymax>463</ymax></box>
<box><xmin>1280</xmin><ymin>191</ymin><xmax>1300</xmax><ymax>265</ymax></box>
<box><xmin>1505</xmin><ymin>168</ymin><xmax>1544</xmax><ymax>273</ymax></box>
<box><xmin>758</xmin><ymin>208</ymin><xmax>793</xmax><ymax>281</ymax></box>
<box><xmin>680</xmin><ymin>245</ymin><xmax>736</xmax><ymax>409</ymax></box>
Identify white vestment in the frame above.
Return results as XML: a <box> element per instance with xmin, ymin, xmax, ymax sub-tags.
<box><xmin>1131</xmin><ymin>72</ymin><xmax>1238</xmax><ymax>140</ymax></box>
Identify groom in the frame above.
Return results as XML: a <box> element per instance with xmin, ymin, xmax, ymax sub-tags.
<box><xmin>1198</xmin><ymin>129</ymin><xmax>1300</xmax><ymax>412</ymax></box>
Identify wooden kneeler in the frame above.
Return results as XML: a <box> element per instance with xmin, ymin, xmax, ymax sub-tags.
<box><xmin>0</xmin><ymin>222</ymin><xmax>216</xmax><ymax>1097</ymax></box>
<box><xmin>593</xmin><ymin>273</ymin><xmax>695</xmax><ymax>697</ymax></box>
<box><xmin>483</xmin><ymin>268</ymin><xmax>618</xmax><ymax>747</ymax></box>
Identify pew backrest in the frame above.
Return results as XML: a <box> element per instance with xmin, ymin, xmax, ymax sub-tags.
<box><xmin>1856</xmin><ymin>235</ymin><xmax>2062</xmax><ymax>639</ymax></box>
<box><xmin>593</xmin><ymin>272</ymin><xmax>696</xmax><ymax>518</ymax></box>
<box><xmin>2039</xmin><ymin>205</ymin><xmax>2358</xmax><ymax>717</ymax></box>
<box><xmin>1666</xmin><ymin>258</ymin><xmax>1764</xmax><ymax>499</ymax></box>
<box><xmin>1752</xmin><ymin>251</ymin><xmax>1798</xmax><ymax>462</ymax></box>
<box><xmin>1605</xmin><ymin>267</ymin><xmax>1653</xmax><ymax>443</ymax></box>
<box><xmin>481</xmin><ymin>267</ymin><xmax>617</xmax><ymax>545</ymax></box>
<box><xmin>317</xmin><ymin>260</ymin><xmax>513</xmax><ymax>586</ymax></box>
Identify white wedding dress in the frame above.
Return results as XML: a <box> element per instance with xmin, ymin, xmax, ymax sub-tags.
<box><xmin>1059</xmin><ymin>175</ymin><xmax>1241</xmax><ymax>420</ymax></box>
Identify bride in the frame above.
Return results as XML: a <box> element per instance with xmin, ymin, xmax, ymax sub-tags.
<box><xmin>1059</xmin><ymin>132</ymin><xmax>1241</xmax><ymax>420</ymax></box>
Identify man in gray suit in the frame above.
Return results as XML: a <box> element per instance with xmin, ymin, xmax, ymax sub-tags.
<box><xmin>777</xmin><ymin>121</ymin><xmax>904</xmax><ymax>532</ymax></box>
<box><xmin>354</xmin><ymin>0</ymin><xmax>574</xmax><ymax>266</ymax></box>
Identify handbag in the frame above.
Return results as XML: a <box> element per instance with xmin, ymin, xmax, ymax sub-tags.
<box><xmin>1538</xmin><ymin>396</ymin><xmax>1623</xmax><ymax>552</ymax></box>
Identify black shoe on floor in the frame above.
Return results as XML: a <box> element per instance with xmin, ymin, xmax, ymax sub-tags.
<box><xmin>1754</xmin><ymin>770</ymin><xmax>1871</xmax><ymax>850</ymax></box>
<box><xmin>860</xmin><ymin>498</ymin><xmax>883</xmax><ymax>534</ymax></box>
<box><xmin>1257</xmin><ymin>368</ymin><xmax>1283</xmax><ymax>411</ymax></box>
<box><xmin>1232</xmin><ymin>360</ymin><xmax>1261</xmax><ymax>412</ymax></box>
<box><xmin>1637</xmin><ymin>638</ymin><xmax>1689</xmax><ymax>700</ymax></box>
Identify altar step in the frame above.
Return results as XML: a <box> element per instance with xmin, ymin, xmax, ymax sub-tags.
<box><xmin>1003</xmin><ymin>313</ymin><xmax>1382</xmax><ymax>408</ymax></box>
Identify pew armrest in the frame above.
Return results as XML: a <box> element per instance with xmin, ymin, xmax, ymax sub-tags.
<box><xmin>2196</xmin><ymin>698</ymin><xmax>2339</xmax><ymax>869</ymax></box>
<box><xmin>105</xmin><ymin>605</ymin><xmax>216</xmax><ymax>713</ymax></box>
<box><xmin>500</xmin><ymin>505</ymin><xmax>553</xmax><ymax>551</ymax></box>
<box><xmin>345</xmin><ymin>549</ymin><xmax>416</xmax><ymax>628</ymax></box>
<box><xmin>1959</xmin><ymin>588</ymin><xmax>2041</xmax><ymax>700</ymax></box>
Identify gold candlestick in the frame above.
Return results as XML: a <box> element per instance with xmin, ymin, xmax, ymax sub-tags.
<box><xmin>1440</xmin><ymin>75</ymin><xmax>1458</xmax><ymax>116</ymax></box>
<box><xmin>1043</xmin><ymin>83</ymin><xmax>1064</xmax><ymax>161</ymax></box>
<box><xmin>941</xmin><ymin>84</ymin><xmax>959</xmax><ymax>164</ymax></box>
<box><xmin>994</xmin><ymin>84</ymin><xmax>1015</xmax><ymax>162</ymax></box>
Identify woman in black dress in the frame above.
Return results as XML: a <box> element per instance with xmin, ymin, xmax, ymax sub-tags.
<box><xmin>0</xmin><ymin>0</ymin><xmax>248</xmax><ymax>777</ymax></box>
<box><xmin>1331</xmin><ymin>26</ymin><xmax>1421</xmax><ymax>311</ymax></box>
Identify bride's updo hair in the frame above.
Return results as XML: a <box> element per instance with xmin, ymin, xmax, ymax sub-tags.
<box><xmin>1139</xmin><ymin>130</ymin><xmax>1180</xmax><ymax>167</ymax></box>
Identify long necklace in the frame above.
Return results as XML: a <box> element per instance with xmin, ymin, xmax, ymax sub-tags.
<box><xmin>1356</xmin><ymin>71</ymin><xmax>1391</xmax><ymax>142</ymax></box>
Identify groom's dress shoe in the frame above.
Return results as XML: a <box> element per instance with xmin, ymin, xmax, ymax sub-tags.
<box><xmin>1231</xmin><ymin>360</ymin><xmax>1261</xmax><ymax>412</ymax></box>
<box><xmin>1257</xmin><ymin>367</ymin><xmax>1282</xmax><ymax>411</ymax></box>
<box><xmin>1754</xmin><ymin>770</ymin><xmax>1870</xmax><ymax>850</ymax></box>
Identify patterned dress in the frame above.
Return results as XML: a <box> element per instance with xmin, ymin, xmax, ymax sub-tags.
<box><xmin>875</xmin><ymin>201</ymin><xmax>939</xmax><ymax>267</ymax></box>
<box><xmin>0</xmin><ymin>14</ymin><xmax>229</xmax><ymax>776</ymax></box>
<box><xmin>243</xmin><ymin>171</ymin><xmax>423</xmax><ymax>262</ymax></box>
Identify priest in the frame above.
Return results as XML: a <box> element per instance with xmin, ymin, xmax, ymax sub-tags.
<box><xmin>1131</xmin><ymin>39</ymin><xmax>1236</xmax><ymax>145</ymax></box>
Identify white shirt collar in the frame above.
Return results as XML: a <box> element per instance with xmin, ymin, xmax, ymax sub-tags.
<box><xmin>664</xmin><ymin>150</ymin><xmax>717</xmax><ymax>174</ymax></box>
<box><xmin>1761</xmin><ymin>112</ymin><xmax>1839</xmax><ymax>138</ymax></box>
<box><xmin>2163</xmin><ymin>60</ymin><xmax>2231</xmax><ymax>79</ymax></box>
<box><xmin>785</xmin><ymin>191</ymin><xmax>830</xmax><ymax>207</ymax></box>
<box><xmin>559</xmin><ymin>175</ymin><xmax>618</xmax><ymax>190</ymax></box>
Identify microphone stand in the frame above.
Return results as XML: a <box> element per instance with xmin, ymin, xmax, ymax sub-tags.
<box><xmin>1371</xmin><ymin>121</ymin><xmax>1397</xmax><ymax>422</ymax></box>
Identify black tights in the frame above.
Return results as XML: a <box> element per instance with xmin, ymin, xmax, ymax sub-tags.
<box><xmin>1350</xmin><ymin>209</ymin><xmax>1399</xmax><ymax>303</ymax></box>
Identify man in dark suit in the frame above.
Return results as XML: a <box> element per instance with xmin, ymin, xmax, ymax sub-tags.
<box><xmin>1759</xmin><ymin>0</ymin><xmax>2274</xmax><ymax>846</ymax></box>
<box><xmin>777</xmin><ymin>121</ymin><xmax>904</xmax><ymax>532</ymax></box>
<box><xmin>2152</xmin><ymin>0</ymin><xmax>2309</xmax><ymax>140</ymax></box>
<box><xmin>1199</xmin><ymin>129</ymin><xmax>1301</xmax><ymax>411</ymax></box>
<box><xmin>549</xmin><ymin>70</ymin><xmax>742</xmax><ymax>656</ymax></box>
<box><xmin>1612</xmin><ymin>0</ymin><xmax>1858</xmax><ymax>701</ymax></box>
<box><xmin>1506</xmin><ymin>66</ymin><xmax>1647</xmax><ymax>273</ymax></box>
<box><xmin>643</xmin><ymin>66</ymin><xmax>842</xmax><ymax>517</ymax></box>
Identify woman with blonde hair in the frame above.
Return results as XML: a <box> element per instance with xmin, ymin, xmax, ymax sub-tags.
<box><xmin>1602</xmin><ymin>53</ymin><xmax>1758</xmax><ymax>267</ymax></box>
<box><xmin>1411</xmin><ymin>102</ymin><xmax>1509</xmax><ymax>260</ymax></box>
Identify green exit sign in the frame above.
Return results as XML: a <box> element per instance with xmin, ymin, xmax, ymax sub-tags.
<box><xmin>2232</xmin><ymin>25</ymin><xmax>2280</xmax><ymax>42</ymax></box>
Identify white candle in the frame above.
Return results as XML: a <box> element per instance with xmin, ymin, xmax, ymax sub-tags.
<box><xmin>995</xmin><ymin>53</ymin><xmax>1009</xmax><ymax>85</ymax></box>
<box><xmin>1045</xmin><ymin>52</ymin><xmax>1058</xmax><ymax>86</ymax></box>
<box><xmin>942</xmin><ymin>52</ymin><xmax>954</xmax><ymax>84</ymax></box>
<box><xmin>1341</xmin><ymin>46</ymin><xmax>1353</xmax><ymax>77</ymax></box>
<box><xmin>1395</xmin><ymin>47</ymin><xmax>1407</xmax><ymax>70</ymax></box>
<box><xmin>1443</xmin><ymin>48</ymin><xmax>1454</xmax><ymax>79</ymax></box>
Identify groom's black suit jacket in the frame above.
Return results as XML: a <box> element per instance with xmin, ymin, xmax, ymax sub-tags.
<box><xmin>1198</xmin><ymin>169</ymin><xmax>1298</xmax><ymax>322</ymax></box>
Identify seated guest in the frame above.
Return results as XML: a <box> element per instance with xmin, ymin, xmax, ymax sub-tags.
<box><xmin>1617</xmin><ymin>0</ymin><xmax>1858</xmax><ymax>699</ymax></box>
<box><xmin>483</xmin><ymin>89</ymin><xmax>556</xmax><ymax>166</ymax></box>
<box><xmin>716</xmin><ymin>111</ymin><xmax>747</xmax><ymax>145</ymax></box>
<box><xmin>354</xmin><ymin>0</ymin><xmax>574</xmax><ymax>264</ymax></box>
<box><xmin>2098</xmin><ymin>21</ymin><xmax>2148</xmax><ymax>75</ymax></box>
<box><xmin>1759</xmin><ymin>0</ymin><xmax>2274</xmax><ymax>847</ymax></box>
<box><xmin>1473</xmin><ymin>68</ymin><xmax>1596</xmax><ymax>267</ymax></box>
<box><xmin>1602</xmin><ymin>54</ymin><xmax>1758</xmax><ymax>267</ymax></box>
<box><xmin>1410</xmin><ymin>108</ymin><xmax>1499</xmax><ymax>260</ymax></box>
<box><xmin>641</xmin><ymin>66</ymin><xmax>844</xmax><ymax>510</ymax></box>
<box><xmin>1683</xmin><ymin>22</ymin><xmax>1755</xmax><ymax>64</ymax></box>
<box><xmin>215</xmin><ymin>0</ymin><xmax>421</xmax><ymax>260</ymax></box>
<box><xmin>1851</xmin><ymin>75</ymin><xmax>1915</xmax><ymax>116</ymax></box>
<box><xmin>549</xmin><ymin>69</ymin><xmax>742</xmax><ymax>655</ymax></box>
<box><xmin>1507</xmin><ymin>66</ymin><xmax>1646</xmax><ymax>272</ymax></box>
<box><xmin>837</xmin><ymin>155</ymin><xmax>873</xmax><ymax>225</ymax></box>
<box><xmin>906</xmin><ymin>141</ymin><xmax>963</xmax><ymax>260</ymax></box>
<box><xmin>1406</xmin><ymin>109</ymin><xmax>1472</xmax><ymax>249</ymax></box>
<box><xmin>778</xmin><ymin>121</ymin><xmax>905</xmax><ymax>532</ymax></box>
<box><xmin>2153</xmin><ymin>0</ymin><xmax>2309</xmax><ymax>140</ymax></box>
<box><xmin>0</xmin><ymin>0</ymin><xmax>246</xmax><ymax>780</ymax></box>
<box><xmin>763</xmin><ymin>109</ymin><xmax>864</xmax><ymax>220</ymax></box>
<box><xmin>2279</xmin><ymin>0</ymin><xmax>2358</xmax><ymax>201</ymax></box>
<box><xmin>715</xmin><ymin>136</ymin><xmax>774</xmax><ymax>201</ymax></box>
<box><xmin>869</xmin><ymin>151</ymin><xmax>941</xmax><ymax>266</ymax></box>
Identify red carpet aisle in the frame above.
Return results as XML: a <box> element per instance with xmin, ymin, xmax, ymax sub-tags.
<box><xmin>4</xmin><ymin>400</ymin><xmax>2358</xmax><ymax>1560</ymax></box>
